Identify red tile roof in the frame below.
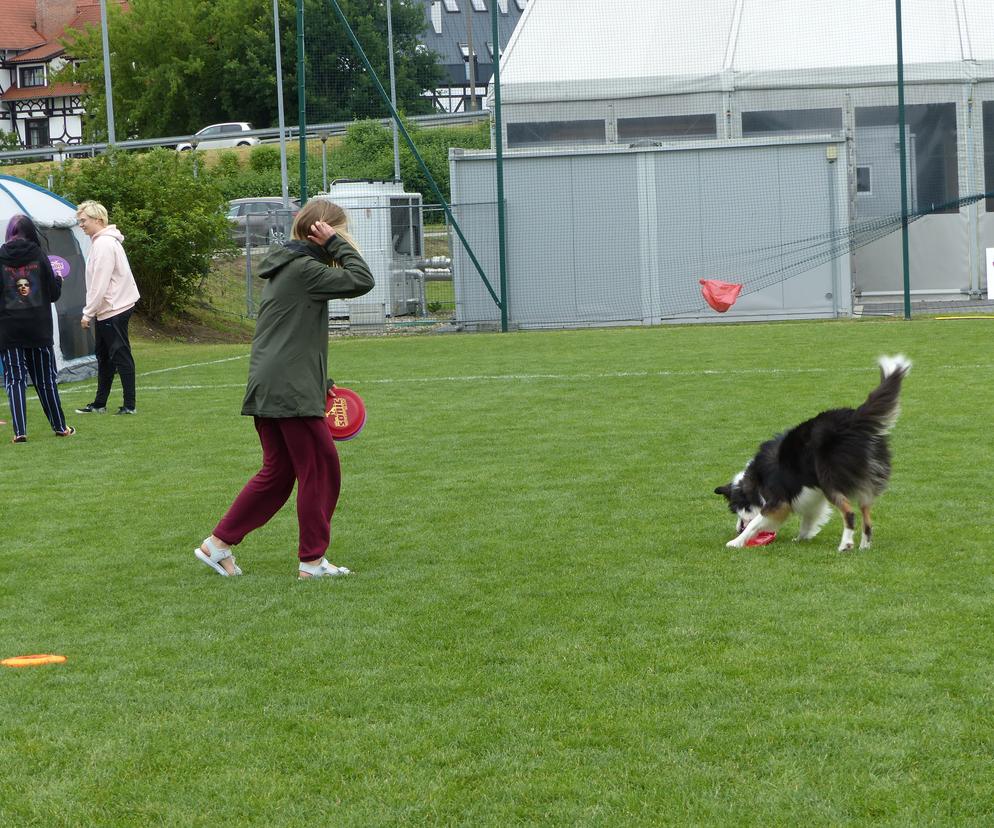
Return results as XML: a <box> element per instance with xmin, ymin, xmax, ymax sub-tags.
<box><xmin>0</xmin><ymin>0</ymin><xmax>46</xmax><ymax>51</ymax></box>
<box><xmin>9</xmin><ymin>43</ymin><xmax>65</xmax><ymax>64</ymax></box>
<box><xmin>1</xmin><ymin>81</ymin><xmax>85</xmax><ymax>102</ymax></box>
<box><xmin>57</xmin><ymin>2</ymin><xmax>131</xmax><ymax>47</ymax></box>
<box><xmin>0</xmin><ymin>3</ymin><xmax>130</xmax><ymax>58</ymax></box>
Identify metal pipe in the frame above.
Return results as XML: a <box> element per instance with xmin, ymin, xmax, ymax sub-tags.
<box><xmin>273</xmin><ymin>0</ymin><xmax>290</xmax><ymax>209</ymax></box>
<box><xmin>386</xmin><ymin>0</ymin><xmax>401</xmax><ymax>181</ymax></box>
<box><xmin>98</xmin><ymin>0</ymin><xmax>115</xmax><ymax>144</ymax></box>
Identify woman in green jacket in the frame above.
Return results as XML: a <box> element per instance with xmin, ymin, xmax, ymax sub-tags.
<box><xmin>194</xmin><ymin>199</ymin><xmax>374</xmax><ymax>579</ymax></box>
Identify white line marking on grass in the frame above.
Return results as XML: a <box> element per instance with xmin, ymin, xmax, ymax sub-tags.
<box><xmin>351</xmin><ymin>366</ymin><xmax>844</xmax><ymax>384</ymax></box>
<box><xmin>139</xmin><ymin>354</ymin><xmax>248</xmax><ymax>376</ymax></box>
<box><xmin>47</xmin><ymin>360</ymin><xmax>994</xmax><ymax>401</ymax></box>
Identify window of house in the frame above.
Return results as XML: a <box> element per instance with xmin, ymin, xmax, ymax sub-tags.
<box><xmin>855</xmin><ymin>102</ymin><xmax>958</xmax><ymax>215</ymax></box>
<box><xmin>471</xmin><ymin>0</ymin><xmax>487</xmax><ymax>10</ymax></box>
<box><xmin>498</xmin><ymin>0</ymin><xmax>508</xmax><ymax>11</ymax></box>
<box><xmin>443</xmin><ymin>0</ymin><xmax>458</xmax><ymax>11</ymax></box>
<box><xmin>741</xmin><ymin>108</ymin><xmax>843</xmax><ymax>137</ymax></box>
<box><xmin>25</xmin><ymin>119</ymin><xmax>49</xmax><ymax>148</ymax></box>
<box><xmin>430</xmin><ymin>1</ymin><xmax>442</xmax><ymax>34</ymax></box>
<box><xmin>984</xmin><ymin>101</ymin><xmax>994</xmax><ymax>212</ymax></box>
<box><xmin>507</xmin><ymin>120</ymin><xmax>606</xmax><ymax>148</ymax></box>
<box><xmin>19</xmin><ymin>66</ymin><xmax>45</xmax><ymax>88</ymax></box>
<box><xmin>617</xmin><ymin>114</ymin><xmax>717</xmax><ymax>142</ymax></box>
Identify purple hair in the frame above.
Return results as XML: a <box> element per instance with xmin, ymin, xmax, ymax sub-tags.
<box><xmin>5</xmin><ymin>214</ymin><xmax>41</xmax><ymax>245</ymax></box>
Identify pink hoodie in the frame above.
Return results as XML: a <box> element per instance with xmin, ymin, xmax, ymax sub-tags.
<box><xmin>82</xmin><ymin>225</ymin><xmax>141</xmax><ymax>322</ymax></box>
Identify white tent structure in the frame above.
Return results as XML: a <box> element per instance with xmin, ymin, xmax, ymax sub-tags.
<box><xmin>499</xmin><ymin>0</ymin><xmax>994</xmax><ymax>105</ymax></box>
<box><xmin>0</xmin><ymin>176</ymin><xmax>96</xmax><ymax>379</ymax></box>
<box><xmin>448</xmin><ymin>0</ymin><xmax>994</xmax><ymax>328</ymax></box>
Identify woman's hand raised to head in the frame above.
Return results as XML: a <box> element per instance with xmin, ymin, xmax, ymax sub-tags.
<box><xmin>306</xmin><ymin>220</ymin><xmax>338</xmax><ymax>246</ymax></box>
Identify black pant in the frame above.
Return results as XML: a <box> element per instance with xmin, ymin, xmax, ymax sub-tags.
<box><xmin>93</xmin><ymin>308</ymin><xmax>136</xmax><ymax>409</ymax></box>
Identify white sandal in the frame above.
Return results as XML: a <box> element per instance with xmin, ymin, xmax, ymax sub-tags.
<box><xmin>298</xmin><ymin>558</ymin><xmax>351</xmax><ymax>579</ymax></box>
<box><xmin>194</xmin><ymin>537</ymin><xmax>243</xmax><ymax>576</ymax></box>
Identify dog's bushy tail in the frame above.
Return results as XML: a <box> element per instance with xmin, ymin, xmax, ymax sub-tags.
<box><xmin>857</xmin><ymin>354</ymin><xmax>911</xmax><ymax>434</ymax></box>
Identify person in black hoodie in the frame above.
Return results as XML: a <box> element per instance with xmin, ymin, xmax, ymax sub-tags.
<box><xmin>0</xmin><ymin>215</ymin><xmax>74</xmax><ymax>442</ymax></box>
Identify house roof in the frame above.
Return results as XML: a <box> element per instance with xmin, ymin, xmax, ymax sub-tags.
<box><xmin>500</xmin><ymin>0</ymin><xmax>994</xmax><ymax>104</ymax></box>
<box><xmin>420</xmin><ymin>0</ymin><xmax>526</xmax><ymax>84</ymax></box>
<box><xmin>1</xmin><ymin>2</ymin><xmax>129</xmax><ymax>64</ymax></box>
<box><xmin>1</xmin><ymin>81</ymin><xmax>84</xmax><ymax>102</ymax></box>
<box><xmin>8</xmin><ymin>42</ymin><xmax>65</xmax><ymax>64</ymax></box>
<box><xmin>0</xmin><ymin>0</ymin><xmax>47</xmax><ymax>51</ymax></box>
<box><xmin>69</xmin><ymin>2</ymin><xmax>125</xmax><ymax>34</ymax></box>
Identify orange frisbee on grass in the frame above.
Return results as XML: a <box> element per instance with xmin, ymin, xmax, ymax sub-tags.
<box><xmin>2</xmin><ymin>654</ymin><xmax>67</xmax><ymax>668</ymax></box>
<box><xmin>325</xmin><ymin>386</ymin><xmax>366</xmax><ymax>441</ymax></box>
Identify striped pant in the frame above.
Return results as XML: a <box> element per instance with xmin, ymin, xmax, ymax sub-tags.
<box><xmin>1</xmin><ymin>345</ymin><xmax>68</xmax><ymax>437</ymax></box>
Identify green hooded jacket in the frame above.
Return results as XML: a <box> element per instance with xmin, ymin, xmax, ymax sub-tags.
<box><xmin>241</xmin><ymin>235</ymin><xmax>374</xmax><ymax>418</ymax></box>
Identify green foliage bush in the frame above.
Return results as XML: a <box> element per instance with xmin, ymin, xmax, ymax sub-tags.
<box><xmin>0</xmin><ymin>131</ymin><xmax>20</xmax><ymax>164</ymax></box>
<box><xmin>50</xmin><ymin>149</ymin><xmax>232</xmax><ymax>320</ymax></box>
<box><xmin>248</xmin><ymin>145</ymin><xmax>281</xmax><ymax>173</ymax></box>
<box><xmin>213</xmin><ymin>151</ymin><xmax>243</xmax><ymax>179</ymax></box>
<box><xmin>202</xmin><ymin>121</ymin><xmax>489</xmax><ymax>203</ymax></box>
<box><xmin>332</xmin><ymin>119</ymin><xmax>490</xmax><ymax>202</ymax></box>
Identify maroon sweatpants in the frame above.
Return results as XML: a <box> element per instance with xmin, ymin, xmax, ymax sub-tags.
<box><xmin>214</xmin><ymin>417</ymin><xmax>342</xmax><ymax>562</ymax></box>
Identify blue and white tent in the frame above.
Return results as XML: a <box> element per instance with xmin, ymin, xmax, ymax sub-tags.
<box><xmin>0</xmin><ymin>175</ymin><xmax>96</xmax><ymax>380</ymax></box>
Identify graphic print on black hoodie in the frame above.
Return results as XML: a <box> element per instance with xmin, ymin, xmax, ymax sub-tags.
<box><xmin>0</xmin><ymin>238</ymin><xmax>61</xmax><ymax>348</ymax></box>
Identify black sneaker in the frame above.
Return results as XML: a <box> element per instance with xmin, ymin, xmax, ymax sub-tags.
<box><xmin>115</xmin><ymin>406</ymin><xmax>137</xmax><ymax>415</ymax></box>
<box><xmin>75</xmin><ymin>403</ymin><xmax>106</xmax><ymax>414</ymax></box>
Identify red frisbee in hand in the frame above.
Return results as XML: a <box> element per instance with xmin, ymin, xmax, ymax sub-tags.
<box><xmin>700</xmin><ymin>279</ymin><xmax>743</xmax><ymax>313</ymax></box>
<box><xmin>746</xmin><ymin>531</ymin><xmax>777</xmax><ymax>547</ymax></box>
<box><xmin>325</xmin><ymin>386</ymin><xmax>366</xmax><ymax>441</ymax></box>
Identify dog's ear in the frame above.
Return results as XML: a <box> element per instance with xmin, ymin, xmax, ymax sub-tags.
<box><xmin>714</xmin><ymin>484</ymin><xmax>731</xmax><ymax>498</ymax></box>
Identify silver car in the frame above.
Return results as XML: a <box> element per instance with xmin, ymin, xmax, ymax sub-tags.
<box><xmin>226</xmin><ymin>197</ymin><xmax>299</xmax><ymax>246</ymax></box>
<box><xmin>177</xmin><ymin>122</ymin><xmax>260</xmax><ymax>152</ymax></box>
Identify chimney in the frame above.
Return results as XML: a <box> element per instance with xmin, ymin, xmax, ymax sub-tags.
<box><xmin>36</xmin><ymin>0</ymin><xmax>79</xmax><ymax>39</ymax></box>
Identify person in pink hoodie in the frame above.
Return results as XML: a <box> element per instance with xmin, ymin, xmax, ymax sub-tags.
<box><xmin>74</xmin><ymin>201</ymin><xmax>141</xmax><ymax>415</ymax></box>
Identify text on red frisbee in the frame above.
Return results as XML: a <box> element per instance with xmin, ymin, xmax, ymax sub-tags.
<box><xmin>325</xmin><ymin>387</ymin><xmax>366</xmax><ymax>441</ymax></box>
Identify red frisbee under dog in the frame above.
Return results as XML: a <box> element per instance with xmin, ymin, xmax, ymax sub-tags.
<box><xmin>746</xmin><ymin>531</ymin><xmax>777</xmax><ymax>547</ymax></box>
<box><xmin>325</xmin><ymin>386</ymin><xmax>366</xmax><ymax>441</ymax></box>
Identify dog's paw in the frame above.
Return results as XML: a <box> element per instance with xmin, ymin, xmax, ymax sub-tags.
<box><xmin>859</xmin><ymin>537</ymin><xmax>872</xmax><ymax>550</ymax></box>
<box><xmin>837</xmin><ymin>541</ymin><xmax>854</xmax><ymax>552</ymax></box>
<box><xmin>726</xmin><ymin>538</ymin><xmax>746</xmax><ymax>548</ymax></box>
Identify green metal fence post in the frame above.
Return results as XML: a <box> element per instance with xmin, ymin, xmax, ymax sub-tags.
<box><xmin>297</xmin><ymin>0</ymin><xmax>308</xmax><ymax>204</ymax></box>
<box><xmin>491</xmin><ymin>2</ymin><xmax>508</xmax><ymax>332</ymax></box>
<box><xmin>326</xmin><ymin>0</ymin><xmax>503</xmax><ymax>312</ymax></box>
<box><xmin>896</xmin><ymin>0</ymin><xmax>912</xmax><ymax>320</ymax></box>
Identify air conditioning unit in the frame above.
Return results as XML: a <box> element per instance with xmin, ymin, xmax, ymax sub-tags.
<box><xmin>312</xmin><ymin>179</ymin><xmax>424</xmax><ymax>318</ymax></box>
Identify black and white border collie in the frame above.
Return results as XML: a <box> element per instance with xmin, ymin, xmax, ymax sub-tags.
<box><xmin>714</xmin><ymin>355</ymin><xmax>911</xmax><ymax>552</ymax></box>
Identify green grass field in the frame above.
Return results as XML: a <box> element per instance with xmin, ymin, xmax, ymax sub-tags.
<box><xmin>3</xmin><ymin>318</ymin><xmax>993</xmax><ymax>825</ymax></box>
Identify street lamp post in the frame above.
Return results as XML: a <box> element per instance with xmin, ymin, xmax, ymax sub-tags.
<box><xmin>319</xmin><ymin>131</ymin><xmax>330</xmax><ymax>191</ymax></box>
<box><xmin>386</xmin><ymin>0</ymin><xmax>401</xmax><ymax>181</ymax></box>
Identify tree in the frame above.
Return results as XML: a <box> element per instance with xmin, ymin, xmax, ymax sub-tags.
<box><xmin>304</xmin><ymin>0</ymin><xmax>442</xmax><ymax>123</ymax></box>
<box><xmin>64</xmin><ymin>0</ymin><xmax>442</xmax><ymax>142</ymax></box>
<box><xmin>335</xmin><ymin>118</ymin><xmax>489</xmax><ymax>202</ymax></box>
<box><xmin>52</xmin><ymin>149</ymin><xmax>232</xmax><ymax>320</ymax></box>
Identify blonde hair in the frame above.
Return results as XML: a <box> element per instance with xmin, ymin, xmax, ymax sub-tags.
<box><xmin>76</xmin><ymin>200</ymin><xmax>109</xmax><ymax>225</ymax></box>
<box><xmin>292</xmin><ymin>199</ymin><xmax>359</xmax><ymax>255</ymax></box>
